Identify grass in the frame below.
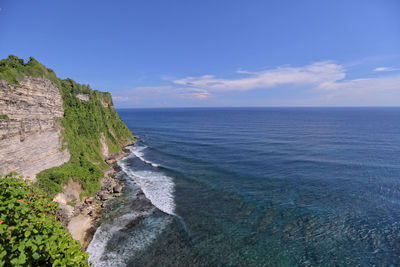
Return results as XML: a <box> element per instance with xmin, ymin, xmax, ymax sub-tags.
<box><xmin>0</xmin><ymin>114</ymin><xmax>9</xmax><ymax>120</ymax></box>
<box><xmin>0</xmin><ymin>55</ymin><xmax>58</xmax><ymax>85</ymax></box>
<box><xmin>67</xmin><ymin>201</ymin><xmax>76</xmax><ymax>207</ymax></box>
<box><xmin>0</xmin><ymin>55</ymin><xmax>135</xmax><ymax>197</ymax></box>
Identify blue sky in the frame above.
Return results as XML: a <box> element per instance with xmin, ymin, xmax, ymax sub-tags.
<box><xmin>1</xmin><ymin>0</ymin><xmax>400</xmax><ymax>107</ymax></box>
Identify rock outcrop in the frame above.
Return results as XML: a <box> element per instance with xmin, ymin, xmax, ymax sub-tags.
<box><xmin>76</xmin><ymin>93</ymin><xmax>89</xmax><ymax>101</ymax></box>
<box><xmin>0</xmin><ymin>77</ymin><xmax>70</xmax><ymax>180</ymax></box>
<box><xmin>61</xmin><ymin>163</ymin><xmax>127</xmax><ymax>249</ymax></box>
<box><xmin>100</xmin><ymin>132</ymin><xmax>110</xmax><ymax>159</ymax></box>
<box><xmin>0</xmin><ymin>71</ymin><xmax>135</xmax><ymax>248</ymax></box>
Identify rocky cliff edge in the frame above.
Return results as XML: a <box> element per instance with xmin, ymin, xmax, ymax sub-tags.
<box><xmin>0</xmin><ymin>77</ymin><xmax>70</xmax><ymax>180</ymax></box>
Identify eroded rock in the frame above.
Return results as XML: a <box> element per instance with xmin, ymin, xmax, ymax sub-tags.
<box><xmin>0</xmin><ymin>77</ymin><xmax>70</xmax><ymax>180</ymax></box>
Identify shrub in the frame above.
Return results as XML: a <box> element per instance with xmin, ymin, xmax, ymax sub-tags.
<box><xmin>0</xmin><ymin>173</ymin><xmax>89</xmax><ymax>266</ymax></box>
<box><xmin>0</xmin><ymin>55</ymin><xmax>58</xmax><ymax>85</ymax></box>
<box><xmin>0</xmin><ymin>114</ymin><xmax>9</xmax><ymax>120</ymax></box>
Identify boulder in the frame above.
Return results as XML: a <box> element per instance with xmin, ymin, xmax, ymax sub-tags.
<box><xmin>113</xmin><ymin>184</ymin><xmax>123</xmax><ymax>193</ymax></box>
<box><xmin>85</xmin><ymin>197</ymin><xmax>94</xmax><ymax>204</ymax></box>
<box><xmin>100</xmin><ymin>192</ymin><xmax>110</xmax><ymax>201</ymax></box>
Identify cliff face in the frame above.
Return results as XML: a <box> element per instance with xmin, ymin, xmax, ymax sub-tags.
<box><xmin>0</xmin><ymin>55</ymin><xmax>134</xmax><ymax>195</ymax></box>
<box><xmin>0</xmin><ymin>55</ymin><xmax>136</xmax><ymax>250</ymax></box>
<box><xmin>0</xmin><ymin>77</ymin><xmax>70</xmax><ymax>180</ymax></box>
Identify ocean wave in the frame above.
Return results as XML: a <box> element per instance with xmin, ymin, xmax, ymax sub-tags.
<box><xmin>126</xmin><ymin>145</ymin><xmax>160</xmax><ymax>167</ymax></box>
<box><xmin>119</xmin><ymin>157</ymin><xmax>176</xmax><ymax>216</ymax></box>
<box><xmin>87</xmin><ymin>144</ymin><xmax>176</xmax><ymax>266</ymax></box>
<box><xmin>87</xmin><ymin>212</ymin><xmax>171</xmax><ymax>267</ymax></box>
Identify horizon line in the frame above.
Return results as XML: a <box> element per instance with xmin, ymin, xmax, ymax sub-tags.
<box><xmin>115</xmin><ymin>106</ymin><xmax>400</xmax><ymax>109</ymax></box>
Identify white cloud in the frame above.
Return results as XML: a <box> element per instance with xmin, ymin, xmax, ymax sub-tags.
<box><xmin>373</xmin><ymin>67</ymin><xmax>400</xmax><ymax>72</ymax></box>
<box><xmin>319</xmin><ymin>75</ymin><xmax>400</xmax><ymax>102</ymax></box>
<box><xmin>172</xmin><ymin>61</ymin><xmax>400</xmax><ymax>104</ymax></box>
<box><xmin>176</xmin><ymin>88</ymin><xmax>210</xmax><ymax>99</ymax></box>
<box><xmin>236</xmin><ymin>69</ymin><xmax>256</xmax><ymax>74</ymax></box>
<box><xmin>173</xmin><ymin>61</ymin><xmax>346</xmax><ymax>92</ymax></box>
<box><xmin>114</xmin><ymin>61</ymin><xmax>400</xmax><ymax>106</ymax></box>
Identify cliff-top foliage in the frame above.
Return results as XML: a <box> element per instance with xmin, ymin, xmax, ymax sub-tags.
<box><xmin>0</xmin><ymin>55</ymin><xmax>134</xmax><ymax>196</ymax></box>
<box><xmin>0</xmin><ymin>173</ymin><xmax>89</xmax><ymax>266</ymax></box>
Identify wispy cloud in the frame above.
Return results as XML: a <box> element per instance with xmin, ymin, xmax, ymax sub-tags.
<box><xmin>315</xmin><ymin>74</ymin><xmax>400</xmax><ymax>105</ymax></box>
<box><xmin>177</xmin><ymin>88</ymin><xmax>210</xmax><ymax>99</ymax></box>
<box><xmin>173</xmin><ymin>61</ymin><xmax>400</xmax><ymax>100</ymax></box>
<box><xmin>113</xmin><ymin>61</ymin><xmax>400</xmax><ymax>106</ymax></box>
<box><xmin>173</xmin><ymin>61</ymin><xmax>346</xmax><ymax>92</ymax></box>
<box><xmin>373</xmin><ymin>67</ymin><xmax>400</xmax><ymax>72</ymax></box>
<box><xmin>236</xmin><ymin>69</ymin><xmax>257</xmax><ymax>75</ymax></box>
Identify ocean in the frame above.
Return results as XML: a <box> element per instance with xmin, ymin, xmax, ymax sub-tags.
<box><xmin>87</xmin><ymin>107</ymin><xmax>400</xmax><ymax>266</ymax></box>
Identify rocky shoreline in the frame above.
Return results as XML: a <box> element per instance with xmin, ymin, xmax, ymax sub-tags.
<box><xmin>55</xmin><ymin>145</ymin><xmax>134</xmax><ymax>249</ymax></box>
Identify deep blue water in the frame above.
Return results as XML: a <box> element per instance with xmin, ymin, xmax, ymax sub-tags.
<box><xmin>89</xmin><ymin>107</ymin><xmax>400</xmax><ymax>266</ymax></box>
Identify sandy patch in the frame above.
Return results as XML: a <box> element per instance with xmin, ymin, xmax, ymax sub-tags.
<box><xmin>68</xmin><ymin>214</ymin><xmax>93</xmax><ymax>247</ymax></box>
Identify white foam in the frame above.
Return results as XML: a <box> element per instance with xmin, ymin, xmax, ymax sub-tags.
<box><xmin>119</xmin><ymin>160</ymin><xmax>176</xmax><ymax>215</ymax></box>
<box><xmin>87</xmin><ymin>212</ymin><xmax>171</xmax><ymax>267</ymax></box>
<box><xmin>87</xmin><ymin>212</ymin><xmax>143</xmax><ymax>266</ymax></box>
<box><xmin>87</xmin><ymin>145</ymin><xmax>181</xmax><ymax>266</ymax></box>
<box><xmin>127</xmin><ymin>145</ymin><xmax>160</xmax><ymax>168</ymax></box>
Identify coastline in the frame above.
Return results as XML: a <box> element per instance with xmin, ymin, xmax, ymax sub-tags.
<box><xmin>63</xmin><ymin>137</ymin><xmax>174</xmax><ymax>264</ymax></box>
<box><xmin>55</xmin><ymin>143</ymin><xmax>135</xmax><ymax>249</ymax></box>
<box><xmin>85</xmin><ymin>143</ymin><xmax>162</xmax><ymax>266</ymax></box>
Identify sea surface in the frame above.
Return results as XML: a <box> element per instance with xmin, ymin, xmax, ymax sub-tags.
<box><xmin>87</xmin><ymin>107</ymin><xmax>400</xmax><ymax>266</ymax></box>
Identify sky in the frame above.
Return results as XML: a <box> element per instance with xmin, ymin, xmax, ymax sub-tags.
<box><xmin>1</xmin><ymin>0</ymin><xmax>400</xmax><ymax>107</ymax></box>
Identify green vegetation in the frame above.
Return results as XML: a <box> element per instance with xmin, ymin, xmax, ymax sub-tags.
<box><xmin>0</xmin><ymin>55</ymin><xmax>134</xmax><ymax>197</ymax></box>
<box><xmin>0</xmin><ymin>173</ymin><xmax>89</xmax><ymax>266</ymax></box>
<box><xmin>0</xmin><ymin>114</ymin><xmax>9</xmax><ymax>120</ymax></box>
<box><xmin>0</xmin><ymin>55</ymin><xmax>58</xmax><ymax>85</ymax></box>
<box><xmin>67</xmin><ymin>201</ymin><xmax>76</xmax><ymax>208</ymax></box>
<box><xmin>0</xmin><ymin>55</ymin><xmax>134</xmax><ymax>264</ymax></box>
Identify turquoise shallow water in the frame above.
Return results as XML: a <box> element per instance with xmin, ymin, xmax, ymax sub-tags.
<box><xmin>89</xmin><ymin>107</ymin><xmax>400</xmax><ymax>266</ymax></box>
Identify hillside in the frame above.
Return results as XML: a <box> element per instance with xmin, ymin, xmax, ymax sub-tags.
<box><xmin>0</xmin><ymin>55</ymin><xmax>134</xmax><ymax>196</ymax></box>
<box><xmin>0</xmin><ymin>55</ymin><xmax>136</xmax><ymax>265</ymax></box>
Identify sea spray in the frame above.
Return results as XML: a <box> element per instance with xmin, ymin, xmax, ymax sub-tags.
<box><xmin>119</xmin><ymin>161</ymin><xmax>176</xmax><ymax>215</ymax></box>
<box><xmin>127</xmin><ymin>145</ymin><xmax>160</xmax><ymax>168</ymax></box>
<box><xmin>124</xmin><ymin>145</ymin><xmax>196</xmax><ymax>237</ymax></box>
<box><xmin>87</xmin><ymin>211</ymin><xmax>171</xmax><ymax>266</ymax></box>
<box><xmin>87</xmin><ymin>145</ymin><xmax>178</xmax><ymax>266</ymax></box>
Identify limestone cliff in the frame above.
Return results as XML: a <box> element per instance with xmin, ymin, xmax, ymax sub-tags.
<box><xmin>0</xmin><ymin>77</ymin><xmax>70</xmax><ymax>180</ymax></box>
<box><xmin>0</xmin><ymin>55</ymin><xmax>134</xmax><ymax>196</ymax></box>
